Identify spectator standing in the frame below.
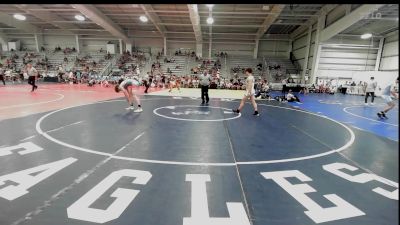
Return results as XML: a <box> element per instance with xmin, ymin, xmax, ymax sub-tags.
<box><xmin>365</xmin><ymin>77</ymin><xmax>377</xmax><ymax>106</ymax></box>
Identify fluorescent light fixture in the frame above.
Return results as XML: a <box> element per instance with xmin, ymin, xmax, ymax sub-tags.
<box><xmin>13</xmin><ymin>14</ymin><xmax>26</xmax><ymax>21</ymax></box>
<box><xmin>75</xmin><ymin>15</ymin><xmax>85</xmax><ymax>21</ymax></box>
<box><xmin>207</xmin><ymin>17</ymin><xmax>214</xmax><ymax>24</ymax></box>
<box><xmin>360</xmin><ymin>33</ymin><xmax>372</xmax><ymax>39</ymax></box>
<box><xmin>139</xmin><ymin>15</ymin><xmax>148</xmax><ymax>22</ymax></box>
<box><xmin>206</xmin><ymin>4</ymin><xmax>214</xmax><ymax>8</ymax></box>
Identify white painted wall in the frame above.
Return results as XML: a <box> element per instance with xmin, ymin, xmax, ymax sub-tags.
<box><xmin>43</xmin><ymin>35</ymin><xmax>75</xmax><ymax>50</ymax></box>
<box><xmin>167</xmin><ymin>41</ymin><xmax>195</xmax><ymax>56</ymax></box>
<box><xmin>292</xmin><ymin>28</ymin><xmax>317</xmax><ymax>72</ymax></box>
<box><xmin>380</xmin><ymin>30</ymin><xmax>398</xmax><ymax>71</ymax></box>
<box><xmin>210</xmin><ymin>42</ymin><xmax>254</xmax><ymax>56</ymax></box>
<box><xmin>259</xmin><ymin>40</ymin><xmax>289</xmax><ymax>58</ymax></box>
<box><xmin>317</xmin><ymin>36</ymin><xmax>380</xmax><ymax>72</ymax></box>
<box><xmin>80</xmin><ymin>39</ymin><xmax>110</xmax><ymax>52</ymax></box>
<box><xmin>315</xmin><ymin>34</ymin><xmax>398</xmax><ymax>85</ymax></box>
<box><xmin>15</xmin><ymin>37</ymin><xmax>36</xmax><ymax>51</ymax></box>
<box><xmin>133</xmin><ymin>37</ymin><xmax>163</xmax><ymax>56</ymax></box>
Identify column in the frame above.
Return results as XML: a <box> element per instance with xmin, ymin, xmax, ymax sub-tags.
<box><xmin>34</xmin><ymin>33</ymin><xmax>43</xmax><ymax>52</ymax></box>
<box><xmin>208</xmin><ymin>38</ymin><xmax>212</xmax><ymax>59</ymax></box>
<box><xmin>196</xmin><ymin>42</ymin><xmax>202</xmax><ymax>58</ymax></box>
<box><xmin>375</xmin><ymin>38</ymin><xmax>385</xmax><ymax>71</ymax></box>
<box><xmin>287</xmin><ymin>39</ymin><xmax>293</xmax><ymax>59</ymax></box>
<box><xmin>310</xmin><ymin>14</ymin><xmax>326</xmax><ymax>84</ymax></box>
<box><xmin>163</xmin><ymin>37</ymin><xmax>167</xmax><ymax>56</ymax></box>
<box><xmin>119</xmin><ymin>39</ymin><xmax>123</xmax><ymax>54</ymax></box>
<box><xmin>126</xmin><ymin>43</ymin><xmax>132</xmax><ymax>53</ymax></box>
<box><xmin>253</xmin><ymin>39</ymin><xmax>259</xmax><ymax>59</ymax></box>
<box><xmin>0</xmin><ymin>32</ymin><xmax>8</xmax><ymax>51</ymax></box>
<box><xmin>301</xmin><ymin>26</ymin><xmax>312</xmax><ymax>83</ymax></box>
<box><xmin>75</xmin><ymin>35</ymin><xmax>82</xmax><ymax>53</ymax></box>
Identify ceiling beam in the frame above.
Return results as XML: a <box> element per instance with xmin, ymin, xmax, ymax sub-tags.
<box><xmin>14</xmin><ymin>4</ymin><xmax>79</xmax><ymax>34</ymax></box>
<box><xmin>255</xmin><ymin>4</ymin><xmax>285</xmax><ymax>40</ymax></box>
<box><xmin>290</xmin><ymin>4</ymin><xmax>338</xmax><ymax>39</ymax></box>
<box><xmin>187</xmin><ymin>4</ymin><xmax>202</xmax><ymax>44</ymax></box>
<box><xmin>140</xmin><ymin>4</ymin><xmax>166</xmax><ymax>37</ymax></box>
<box><xmin>19</xmin><ymin>8</ymin><xmax>78</xmax><ymax>12</ymax></box>
<box><xmin>320</xmin><ymin>4</ymin><xmax>385</xmax><ymax>42</ymax></box>
<box><xmin>0</xmin><ymin>12</ymin><xmax>42</xmax><ymax>33</ymax></box>
<box><xmin>160</xmin><ymin>23</ymin><xmax>264</xmax><ymax>28</ymax></box>
<box><xmin>71</xmin><ymin>4</ymin><xmax>131</xmax><ymax>44</ymax></box>
<box><xmin>30</xmin><ymin>21</ymin><xmax>96</xmax><ymax>24</ymax></box>
<box><xmin>142</xmin><ymin>10</ymin><xmax>312</xmax><ymax>15</ymax></box>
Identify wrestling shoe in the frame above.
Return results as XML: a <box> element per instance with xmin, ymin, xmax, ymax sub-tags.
<box><xmin>377</xmin><ymin>112</ymin><xmax>382</xmax><ymax>118</ymax></box>
<box><xmin>232</xmin><ymin>109</ymin><xmax>240</xmax><ymax>113</ymax></box>
<box><xmin>381</xmin><ymin>112</ymin><xmax>388</xmax><ymax>119</ymax></box>
<box><xmin>253</xmin><ymin>111</ymin><xmax>260</xmax><ymax>116</ymax></box>
<box><xmin>134</xmin><ymin>108</ymin><xmax>143</xmax><ymax>113</ymax></box>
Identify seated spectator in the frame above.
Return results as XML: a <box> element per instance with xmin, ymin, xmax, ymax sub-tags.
<box><xmin>286</xmin><ymin>89</ymin><xmax>301</xmax><ymax>102</ymax></box>
<box><xmin>193</xmin><ymin>77</ymin><xmax>199</xmax><ymax>88</ymax></box>
<box><xmin>88</xmin><ymin>78</ymin><xmax>96</xmax><ymax>87</ymax></box>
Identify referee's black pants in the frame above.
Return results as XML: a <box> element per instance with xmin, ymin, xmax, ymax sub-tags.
<box><xmin>0</xmin><ymin>75</ymin><xmax>5</xmax><ymax>85</ymax></box>
<box><xmin>201</xmin><ymin>85</ymin><xmax>209</xmax><ymax>103</ymax></box>
<box><xmin>365</xmin><ymin>92</ymin><xmax>375</xmax><ymax>103</ymax></box>
<box><xmin>28</xmin><ymin>76</ymin><xmax>37</xmax><ymax>91</ymax></box>
<box><xmin>144</xmin><ymin>78</ymin><xmax>152</xmax><ymax>93</ymax></box>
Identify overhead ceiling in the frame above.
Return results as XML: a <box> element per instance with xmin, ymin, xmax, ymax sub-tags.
<box><xmin>339</xmin><ymin>4</ymin><xmax>399</xmax><ymax>36</ymax></box>
<box><xmin>0</xmin><ymin>4</ymin><xmax>398</xmax><ymax>41</ymax></box>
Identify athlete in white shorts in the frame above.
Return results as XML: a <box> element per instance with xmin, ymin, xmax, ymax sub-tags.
<box><xmin>115</xmin><ymin>78</ymin><xmax>143</xmax><ymax>112</ymax></box>
<box><xmin>232</xmin><ymin>68</ymin><xmax>259</xmax><ymax>116</ymax></box>
<box><xmin>377</xmin><ymin>77</ymin><xmax>398</xmax><ymax>119</ymax></box>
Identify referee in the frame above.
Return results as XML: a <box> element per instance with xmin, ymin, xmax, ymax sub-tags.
<box><xmin>199</xmin><ymin>70</ymin><xmax>211</xmax><ymax>104</ymax></box>
<box><xmin>27</xmin><ymin>63</ymin><xmax>38</xmax><ymax>92</ymax></box>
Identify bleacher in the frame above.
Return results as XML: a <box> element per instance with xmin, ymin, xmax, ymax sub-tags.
<box><xmin>158</xmin><ymin>56</ymin><xmax>187</xmax><ymax>77</ymax></box>
<box><xmin>264</xmin><ymin>57</ymin><xmax>299</xmax><ymax>82</ymax></box>
<box><xmin>186</xmin><ymin>57</ymin><xmax>223</xmax><ymax>77</ymax></box>
<box><xmin>227</xmin><ymin>55</ymin><xmax>264</xmax><ymax>79</ymax></box>
<box><xmin>0</xmin><ymin>50</ymin><xmax>114</xmax><ymax>81</ymax></box>
<box><xmin>73</xmin><ymin>52</ymin><xmax>111</xmax><ymax>73</ymax></box>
